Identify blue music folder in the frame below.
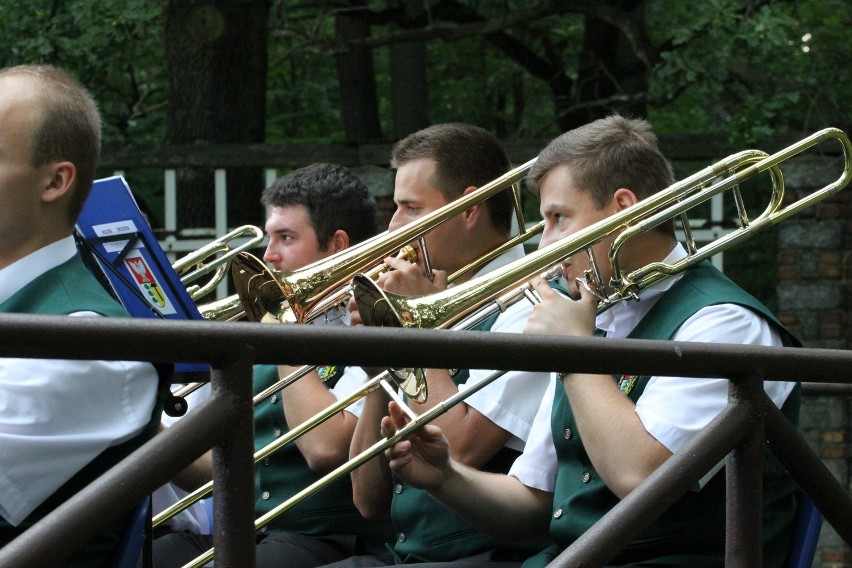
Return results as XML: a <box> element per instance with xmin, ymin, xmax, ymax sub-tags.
<box><xmin>75</xmin><ymin>176</ymin><xmax>208</xmax><ymax>374</ymax></box>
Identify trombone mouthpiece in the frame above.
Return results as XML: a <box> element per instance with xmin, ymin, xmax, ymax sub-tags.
<box><xmin>540</xmin><ymin>264</ymin><xmax>566</xmax><ymax>281</ymax></box>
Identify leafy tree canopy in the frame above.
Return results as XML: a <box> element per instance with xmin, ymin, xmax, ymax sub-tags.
<box><xmin>1</xmin><ymin>0</ymin><xmax>848</xmax><ymax>149</ymax></box>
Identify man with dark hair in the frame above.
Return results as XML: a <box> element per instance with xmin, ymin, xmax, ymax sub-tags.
<box><xmin>262</xmin><ymin>162</ymin><xmax>378</xmax><ymax>272</ymax></box>
<box><xmin>326</xmin><ymin>123</ymin><xmax>553</xmax><ymax>566</ymax></box>
<box><xmin>153</xmin><ymin>164</ymin><xmax>390</xmax><ymax>568</ymax></box>
<box><xmin>377</xmin><ymin>116</ymin><xmax>800</xmax><ymax>567</ymax></box>
<box><xmin>0</xmin><ymin>64</ymin><xmax>161</xmax><ymax>566</ymax></box>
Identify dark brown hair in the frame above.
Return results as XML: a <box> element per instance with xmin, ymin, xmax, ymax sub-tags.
<box><xmin>391</xmin><ymin>123</ymin><xmax>513</xmax><ymax>234</ymax></box>
<box><xmin>528</xmin><ymin>115</ymin><xmax>674</xmax><ymax>209</ymax></box>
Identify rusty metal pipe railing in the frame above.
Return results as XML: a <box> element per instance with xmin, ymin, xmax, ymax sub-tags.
<box><xmin>0</xmin><ymin>314</ymin><xmax>850</xmax><ymax>382</ymax></box>
<box><xmin>725</xmin><ymin>376</ymin><xmax>765</xmax><ymax>567</ymax></box>
<box><xmin>0</xmin><ymin>314</ymin><xmax>849</xmax><ymax>566</ymax></box>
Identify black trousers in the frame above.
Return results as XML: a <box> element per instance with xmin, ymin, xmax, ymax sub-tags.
<box><xmin>151</xmin><ymin>530</ymin><xmax>362</xmax><ymax>568</ymax></box>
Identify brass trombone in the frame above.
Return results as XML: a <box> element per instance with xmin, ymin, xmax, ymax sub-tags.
<box><xmin>230</xmin><ymin>159</ymin><xmax>539</xmax><ymax>324</ymax></box>
<box><xmin>180</xmin><ymin>127</ymin><xmax>850</xmax><ymax>568</ymax></box>
<box><xmin>172</xmin><ymin>225</ymin><xmax>265</xmax><ymax>303</ymax></box>
<box><xmin>353</xmin><ymin>128</ymin><xmax>851</xmax><ymax>331</ymax></box>
<box><xmin>158</xmin><ymin>164</ymin><xmax>540</xmax><ymax>533</ymax></box>
<box><xmin>158</xmin><ymin>225</ymin><xmax>544</xmax><ymax>520</ymax></box>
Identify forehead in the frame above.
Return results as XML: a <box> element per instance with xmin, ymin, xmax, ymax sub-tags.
<box><xmin>539</xmin><ymin>165</ymin><xmax>581</xmax><ymax>204</ymax></box>
<box><xmin>0</xmin><ymin>75</ymin><xmax>41</xmax><ymax>139</ymax></box>
<box><xmin>265</xmin><ymin>204</ymin><xmax>313</xmax><ymax>231</ymax></box>
<box><xmin>393</xmin><ymin>158</ymin><xmax>447</xmax><ymax>204</ymax></box>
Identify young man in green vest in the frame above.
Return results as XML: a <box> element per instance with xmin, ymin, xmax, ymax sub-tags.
<box><xmin>376</xmin><ymin>116</ymin><xmax>800</xmax><ymax>567</ymax></box>
<box><xmin>153</xmin><ymin>163</ymin><xmax>392</xmax><ymax>568</ymax></box>
<box><xmin>324</xmin><ymin>124</ymin><xmax>553</xmax><ymax>567</ymax></box>
<box><xmin>0</xmin><ymin>65</ymin><xmax>162</xmax><ymax>566</ymax></box>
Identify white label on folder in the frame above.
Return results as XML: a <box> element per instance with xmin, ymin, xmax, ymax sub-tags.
<box><xmin>92</xmin><ymin>220</ymin><xmax>142</xmax><ymax>253</ymax></box>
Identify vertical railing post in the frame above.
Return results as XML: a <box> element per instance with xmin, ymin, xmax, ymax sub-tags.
<box><xmin>726</xmin><ymin>374</ymin><xmax>765</xmax><ymax>567</ymax></box>
<box><xmin>210</xmin><ymin>348</ymin><xmax>256</xmax><ymax>568</ymax></box>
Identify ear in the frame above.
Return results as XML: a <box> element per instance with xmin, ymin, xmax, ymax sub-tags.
<box><xmin>612</xmin><ymin>188</ymin><xmax>639</xmax><ymax>212</ymax></box>
<box><xmin>460</xmin><ymin>185</ymin><xmax>483</xmax><ymax>227</ymax></box>
<box><xmin>40</xmin><ymin>161</ymin><xmax>76</xmax><ymax>205</ymax></box>
<box><xmin>327</xmin><ymin>229</ymin><xmax>350</xmax><ymax>253</ymax></box>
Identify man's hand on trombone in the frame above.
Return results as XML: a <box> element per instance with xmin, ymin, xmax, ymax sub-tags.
<box><xmin>377</xmin><ymin>254</ymin><xmax>448</xmax><ymax>296</ymax></box>
<box><xmin>381</xmin><ymin>400</ymin><xmax>452</xmax><ymax>492</ymax></box>
<box><xmin>523</xmin><ymin>276</ymin><xmax>597</xmax><ymax>338</ymax></box>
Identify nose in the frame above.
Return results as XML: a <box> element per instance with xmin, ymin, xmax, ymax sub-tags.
<box><xmin>388</xmin><ymin>210</ymin><xmax>404</xmax><ymax>232</ymax></box>
<box><xmin>262</xmin><ymin>242</ymin><xmax>277</xmax><ymax>264</ymax></box>
<box><xmin>538</xmin><ymin>227</ymin><xmax>557</xmax><ymax>249</ymax></box>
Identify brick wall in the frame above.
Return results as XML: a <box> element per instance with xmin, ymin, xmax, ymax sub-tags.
<box><xmin>777</xmin><ymin>156</ymin><xmax>851</xmax><ymax>567</ymax></box>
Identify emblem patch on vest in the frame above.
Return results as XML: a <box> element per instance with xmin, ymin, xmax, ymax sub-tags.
<box><xmin>618</xmin><ymin>374</ymin><xmax>638</xmax><ymax>395</ymax></box>
<box><xmin>317</xmin><ymin>366</ymin><xmax>338</xmax><ymax>382</ymax></box>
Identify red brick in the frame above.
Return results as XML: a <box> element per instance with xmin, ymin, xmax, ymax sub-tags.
<box><xmin>821</xmin><ymin>311</ymin><xmax>846</xmax><ymax>325</ymax></box>
<box><xmin>778</xmin><ymin>313</ymin><xmax>799</xmax><ymax>326</ymax></box>
<box><xmin>777</xmin><ymin>250</ymin><xmax>798</xmax><ymax>265</ymax></box>
<box><xmin>778</xmin><ymin>266</ymin><xmax>799</xmax><ymax>280</ymax></box>
<box><xmin>818</xmin><ymin>203</ymin><xmax>843</xmax><ymax>219</ymax></box>
<box><xmin>823</xmin><ymin>548</ymin><xmax>852</xmax><ymax>562</ymax></box>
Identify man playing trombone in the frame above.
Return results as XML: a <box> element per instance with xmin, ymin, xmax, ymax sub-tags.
<box><xmin>153</xmin><ymin>163</ymin><xmax>391</xmax><ymax>568</ymax></box>
<box><xmin>331</xmin><ymin>123</ymin><xmax>554</xmax><ymax>566</ymax></box>
<box><xmin>376</xmin><ymin>116</ymin><xmax>801</xmax><ymax>567</ymax></box>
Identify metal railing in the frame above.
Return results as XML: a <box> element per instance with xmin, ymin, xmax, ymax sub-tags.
<box><xmin>0</xmin><ymin>314</ymin><xmax>850</xmax><ymax>567</ymax></box>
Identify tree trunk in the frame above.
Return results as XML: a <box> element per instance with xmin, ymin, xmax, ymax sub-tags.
<box><xmin>336</xmin><ymin>6</ymin><xmax>383</xmax><ymax>144</ymax></box>
<box><xmin>389</xmin><ymin>39</ymin><xmax>429</xmax><ymax>139</ymax></box>
<box><xmin>565</xmin><ymin>1</ymin><xmax>648</xmax><ymax>129</ymax></box>
<box><xmin>165</xmin><ymin>0</ymin><xmax>270</xmax><ymax>231</ymax></box>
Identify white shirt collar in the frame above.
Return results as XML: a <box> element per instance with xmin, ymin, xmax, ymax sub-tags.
<box><xmin>0</xmin><ymin>236</ymin><xmax>78</xmax><ymax>304</ymax></box>
<box><xmin>595</xmin><ymin>242</ymin><xmax>688</xmax><ymax>338</ymax></box>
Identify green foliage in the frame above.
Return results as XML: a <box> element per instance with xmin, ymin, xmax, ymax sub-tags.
<box><xmin>4</xmin><ymin>0</ymin><xmax>846</xmax><ymax>149</ymax></box>
<box><xmin>0</xmin><ymin>1</ymin><xmax>167</xmax><ymax>148</ymax></box>
<box><xmin>647</xmin><ymin>0</ymin><xmax>850</xmax><ymax>146</ymax></box>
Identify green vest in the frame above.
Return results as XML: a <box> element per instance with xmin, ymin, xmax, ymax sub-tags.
<box><xmin>389</xmin><ymin>311</ymin><xmax>550</xmax><ymax>563</ymax></box>
<box><xmin>0</xmin><ymin>253</ymin><xmax>164</xmax><ymax>568</ymax></box>
<box><xmin>252</xmin><ymin>364</ymin><xmax>393</xmax><ymax>553</ymax></box>
<box><xmin>525</xmin><ymin>261</ymin><xmax>800</xmax><ymax>568</ymax></box>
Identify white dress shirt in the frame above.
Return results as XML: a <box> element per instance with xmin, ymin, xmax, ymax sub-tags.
<box><xmin>509</xmin><ymin>243</ymin><xmax>796</xmax><ymax>492</ymax></box>
<box><xmin>0</xmin><ymin>237</ymin><xmax>159</xmax><ymax>526</ymax></box>
<box><xmin>447</xmin><ymin>245</ymin><xmax>551</xmax><ymax>450</ymax></box>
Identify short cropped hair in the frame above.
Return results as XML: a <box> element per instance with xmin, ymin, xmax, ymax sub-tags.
<box><xmin>528</xmin><ymin>115</ymin><xmax>675</xmax><ymax>208</ymax></box>
<box><xmin>0</xmin><ymin>64</ymin><xmax>102</xmax><ymax>224</ymax></box>
<box><xmin>391</xmin><ymin>123</ymin><xmax>513</xmax><ymax>234</ymax></box>
<box><xmin>261</xmin><ymin>163</ymin><xmax>378</xmax><ymax>248</ymax></box>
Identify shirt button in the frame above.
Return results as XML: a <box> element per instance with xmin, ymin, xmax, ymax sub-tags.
<box><xmin>394</xmin><ymin>484</ymin><xmax>403</xmax><ymax>494</ymax></box>
<box><xmin>582</xmin><ymin>472</ymin><xmax>591</xmax><ymax>483</ymax></box>
<box><xmin>397</xmin><ymin>532</ymin><xmax>406</xmax><ymax>543</ymax></box>
<box><xmin>261</xmin><ymin>491</ymin><xmax>270</xmax><ymax>500</ymax></box>
<box><xmin>553</xmin><ymin>508</ymin><xmax>563</xmax><ymax>519</ymax></box>
<box><xmin>260</xmin><ymin>525</ymin><xmax>268</xmax><ymax>533</ymax></box>
<box><xmin>564</xmin><ymin>428</ymin><xmax>573</xmax><ymax>440</ymax></box>
<box><xmin>269</xmin><ymin>394</ymin><xmax>277</xmax><ymax>403</ymax></box>
<box><xmin>274</xmin><ymin>428</ymin><xmax>282</xmax><ymax>438</ymax></box>
<box><xmin>263</xmin><ymin>458</ymin><xmax>271</xmax><ymax>466</ymax></box>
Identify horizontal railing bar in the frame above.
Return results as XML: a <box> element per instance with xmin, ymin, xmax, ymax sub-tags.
<box><xmin>0</xmin><ymin>314</ymin><xmax>849</xmax><ymax>383</ymax></box>
<box><xmin>802</xmin><ymin>382</ymin><xmax>852</xmax><ymax>396</ymax></box>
